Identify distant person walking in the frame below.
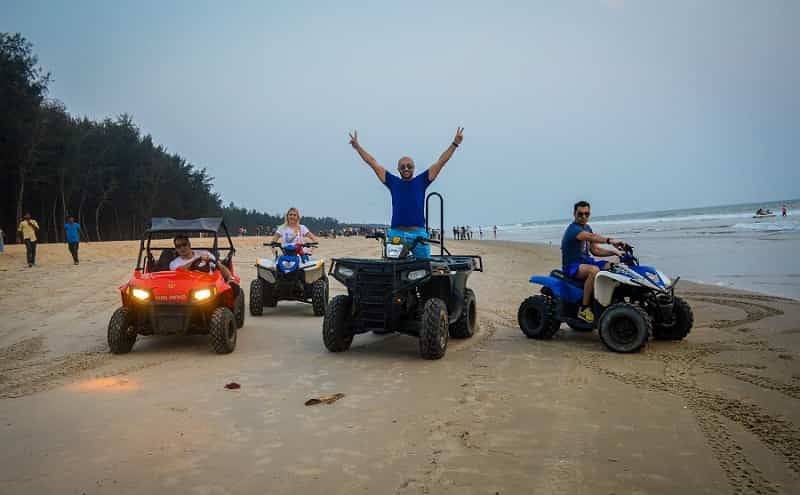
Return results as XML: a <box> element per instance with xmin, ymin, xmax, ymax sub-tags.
<box><xmin>64</xmin><ymin>215</ymin><xmax>81</xmax><ymax>265</ymax></box>
<box><xmin>493</xmin><ymin>225</ymin><xmax>497</xmax><ymax>239</ymax></box>
<box><xmin>479</xmin><ymin>227</ymin><xmax>483</xmax><ymax>239</ymax></box>
<box><xmin>782</xmin><ymin>204</ymin><xmax>788</xmax><ymax>217</ymax></box>
<box><xmin>18</xmin><ymin>212</ymin><xmax>40</xmax><ymax>267</ymax></box>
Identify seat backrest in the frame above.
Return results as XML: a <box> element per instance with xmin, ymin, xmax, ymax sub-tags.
<box><xmin>155</xmin><ymin>249</ymin><xmax>177</xmax><ymax>272</ymax></box>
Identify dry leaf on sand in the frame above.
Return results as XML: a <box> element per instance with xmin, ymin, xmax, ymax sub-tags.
<box><xmin>305</xmin><ymin>393</ymin><xmax>345</xmax><ymax>406</ymax></box>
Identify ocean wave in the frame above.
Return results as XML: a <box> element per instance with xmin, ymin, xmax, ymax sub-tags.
<box><xmin>733</xmin><ymin>222</ymin><xmax>800</xmax><ymax>232</ymax></box>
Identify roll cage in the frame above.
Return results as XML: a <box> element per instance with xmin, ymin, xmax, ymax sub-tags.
<box><xmin>135</xmin><ymin>217</ymin><xmax>236</xmax><ymax>272</ymax></box>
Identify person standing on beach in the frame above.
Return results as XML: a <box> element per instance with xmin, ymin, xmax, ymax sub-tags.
<box><xmin>561</xmin><ymin>201</ymin><xmax>627</xmax><ymax>324</ymax></box>
<box><xmin>349</xmin><ymin>127</ymin><xmax>464</xmax><ymax>259</ymax></box>
<box><xmin>18</xmin><ymin>213</ymin><xmax>40</xmax><ymax>267</ymax></box>
<box><xmin>783</xmin><ymin>204</ymin><xmax>788</xmax><ymax>217</ymax></box>
<box><xmin>0</xmin><ymin>228</ymin><xmax>5</xmax><ymax>254</ymax></box>
<box><xmin>493</xmin><ymin>225</ymin><xmax>497</xmax><ymax>239</ymax></box>
<box><xmin>64</xmin><ymin>215</ymin><xmax>81</xmax><ymax>265</ymax></box>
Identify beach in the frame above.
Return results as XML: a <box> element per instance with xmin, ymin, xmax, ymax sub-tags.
<box><xmin>1</xmin><ymin>237</ymin><xmax>799</xmax><ymax>494</ymax></box>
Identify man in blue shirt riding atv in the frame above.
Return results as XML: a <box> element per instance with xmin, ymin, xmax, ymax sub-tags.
<box><xmin>561</xmin><ymin>200</ymin><xmax>627</xmax><ymax>324</ymax></box>
<box><xmin>349</xmin><ymin>127</ymin><xmax>464</xmax><ymax>259</ymax></box>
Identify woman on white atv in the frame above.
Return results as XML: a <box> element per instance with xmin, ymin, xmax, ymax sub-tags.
<box><xmin>271</xmin><ymin>207</ymin><xmax>319</xmax><ymax>259</ymax></box>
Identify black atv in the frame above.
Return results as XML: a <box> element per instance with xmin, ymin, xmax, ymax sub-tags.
<box><xmin>323</xmin><ymin>193</ymin><xmax>483</xmax><ymax>359</ymax></box>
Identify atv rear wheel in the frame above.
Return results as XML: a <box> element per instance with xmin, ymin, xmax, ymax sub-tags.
<box><xmin>652</xmin><ymin>296</ymin><xmax>693</xmax><ymax>341</ymax></box>
<box><xmin>420</xmin><ymin>298</ymin><xmax>449</xmax><ymax>359</ymax></box>
<box><xmin>449</xmin><ymin>288</ymin><xmax>477</xmax><ymax>339</ymax></box>
<box><xmin>518</xmin><ymin>295</ymin><xmax>560</xmax><ymax>339</ymax></box>
<box><xmin>233</xmin><ymin>286</ymin><xmax>245</xmax><ymax>328</ymax></box>
<box><xmin>323</xmin><ymin>295</ymin><xmax>354</xmax><ymax>352</ymax></box>
<box><xmin>209</xmin><ymin>307</ymin><xmax>237</xmax><ymax>354</ymax></box>
<box><xmin>311</xmin><ymin>278</ymin><xmax>329</xmax><ymax>316</ymax></box>
<box><xmin>108</xmin><ymin>307</ymin><xmax>137</xmax><ymax>354</ymax></box>
<box><xmin>249</xmin><ymin>279</ymin><xmax>264</xmax><ymax>316</ymax></box>
<box><xmin>598</xmin><ymin>303</ymin><xmax>651</xmax><ymax>353</ymax></box>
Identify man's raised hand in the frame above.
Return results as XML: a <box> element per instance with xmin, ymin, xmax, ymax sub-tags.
<box><xmin>349</xmin><ymin>130</ymin><xmax>359</xmax><ymax>149</ymax></box>
<box><xmin>453</xmin><ymin>126</ymin><xmax>464</xmax><ymax>146</ymax></box>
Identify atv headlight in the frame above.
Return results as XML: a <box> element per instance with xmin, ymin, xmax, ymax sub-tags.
<box><xmin>406</xmin><ymin>269</ymin><xmax>428</xmax><ymax>281</ymax></box>
<box><xmin>656</xmin><ymin>270</ymin><xmax>671</xmax><ymax>286</ymax></box>
<box><xmin>281</xmin><ymin>260</ymin><xmax>295</xmax><ymax>270</ymax></box>
<box><xmin>337</xmin><ymin>266</ymin><xmax>354</xmax><ymax>278</ymax></box>
<box><xmin>646</xmin><ymin>272</ymin><xmax>661</xmax><ymax>284</ymax></box>
<box><xmin>385</xmin><ymin>244</ymin><xmax>403</xmax><ymax>259</ymax></box>
<box><xmin>130</xmin><ymin>287</ymin><xmax>151</xmax><ymax>302</ymax></box>
<box><xmin>192</xmin><ymin>287</ymin><xmax>216</xmax><ymax>302</ymax></box>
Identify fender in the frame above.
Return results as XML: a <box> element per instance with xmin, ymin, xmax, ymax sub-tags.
<box><xmin>594</xmin><ymin>271</ymin><xmax>645</xmax><ymax>306</ymax></box>
<box><xmin>529</xmin><ymin>276</ymin><xmax>583</xmax><ymax>305</ymax></box>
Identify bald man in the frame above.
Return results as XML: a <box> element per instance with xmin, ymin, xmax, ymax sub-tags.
<box><xmin>349</xmin><ymin>127</ymin><xmax>464</xmax><ymax>259</ymax></box>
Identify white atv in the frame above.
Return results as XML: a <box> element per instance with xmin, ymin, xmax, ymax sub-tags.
<box><xmin>249</xmin><ymin>242</ymin><xmax>328</xmax><ymax>316</ymax></box>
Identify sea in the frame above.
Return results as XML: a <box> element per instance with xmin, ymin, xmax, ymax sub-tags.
<box><xmin>493</xmin><ymin>199</ymin><xmax>800</xmax><ymax>300</ymax></box>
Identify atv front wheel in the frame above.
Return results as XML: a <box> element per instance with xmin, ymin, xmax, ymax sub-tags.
<box><xmin>518</xmin><ymin>295</ymin><xmax>560</xmax><ymax>339</ymax></box>
<box><xmin>209</xmin><ymin>307</ymin><xmax>237</xmax><ymax>354</ymax></box>
<box><xmin>311</xmin><ymin>278</ymin><xmax>328</xmax><ymax>316</ymax></box>
<box><xmin>598</xmin><ymin>303</ymin><xmax>651</xmax><ymax>353</ymax></box>
<box><xmin>233</xmin><ymin>285</ymin><xmax>245</xmax><ymax>328</ymax></box>
<box><xmin>652</xmin><ymin>296</ymin><xmax>693</xmax><ymax>341</ymax></box>
<box><xmin>249</xmin><ymin>279</ymin><xmax>264</xmax><ymax>316</ymax></box>
<box><xmin>449</xmin><ymin>288</ymin><xmax>477</xmax><ymax>339</ymax></box>
<box><xmin>420</xmin><ymin>298</ymin><xmax>449</xmax><ymax>359</ymax></box>
<box><xmin>108</xmin><ymin>307</ymin><xmax>137</xmax><ymax>354</ymax></box>
<box><xmin>323</xmin><ymin>295</ymin><xmax>354</xmax><ymax>352</ymax></box>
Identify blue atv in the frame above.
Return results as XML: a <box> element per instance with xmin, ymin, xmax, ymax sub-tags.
<box><xmin>250</xmin><ymin>242</ymin><xmax>328</xmax><ymax>316</ymax></box>
<box><xmin>517</xmin><ymin>245</ymin><xmax>693</xmax><ymax>353</ymax></box>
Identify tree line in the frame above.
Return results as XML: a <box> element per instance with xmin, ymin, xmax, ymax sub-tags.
<box><xmin>1</xmin><ymin>33</ymin><xmax>342</xmax><ymax>244</ymax></box>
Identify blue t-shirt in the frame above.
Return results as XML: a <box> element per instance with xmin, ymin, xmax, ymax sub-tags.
<box><xmin>384</xmin><ymin>169</ymin><xmax>431</xmax><ymax>228</ymax></box>
<box><xmin>561</xmin><ymin>222</ymin><xmax>592</xmax><ymax>269</ymax></box>
<box><xmin>64</xmin><ymin>223</ymin><xmax>81</xmax><ymax>243</ymax></box>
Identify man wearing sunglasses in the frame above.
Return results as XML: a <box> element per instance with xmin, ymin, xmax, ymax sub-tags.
<box><xmin>562</xmin><ymin>201</ymin><xmax>627</xmax><ymax>323</ymax></box>
<box><xmin>349</xmin><ymin>127</ymin><xmax>464</xmax><ymax>258</ymax></box>
<box><xmin>169</xmin><ymin>235</ymin><xmax>233</xmax><ymax>281</ymax></box>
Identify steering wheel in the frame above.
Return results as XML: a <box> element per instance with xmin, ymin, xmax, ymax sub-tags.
<box><xmin>189</xmin><ymin>256</ymin><xmax>213</xmax><ymax>273</ymax></box>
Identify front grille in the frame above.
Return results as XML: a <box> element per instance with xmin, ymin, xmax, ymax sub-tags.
<box><xmin>151</xmin><ymin>305</ymin><xmax>190</xmax><ymax>334</ymax></box>
<box><xmin>354</xmin><ymin>265</ymin><xmax>397</xmax><ymax>327</ymax></box>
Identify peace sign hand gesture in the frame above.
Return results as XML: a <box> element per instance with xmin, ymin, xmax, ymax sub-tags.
<box><xmin>348</xmin><ymin>130</ymin><xmax>359</xmax><ymax>149</ymax></box>
<box><xmin>453</xmin><ymin>126</ymin><xmax>464</xmax><ymax>146</ymax></box>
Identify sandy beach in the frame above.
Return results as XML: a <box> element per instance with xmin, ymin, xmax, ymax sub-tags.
<box><xmin>0</xmin><ymin>237</ymin><xmax>799</xmax><ymax>494</ymax></box>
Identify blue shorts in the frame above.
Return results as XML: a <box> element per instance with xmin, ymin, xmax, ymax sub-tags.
<box><xmin>387</xmin><ymin>228</ymin><xmax>430</xmax><ymax>259</ymax></box>
<box><xmin>564</xmin><ymin>258</ymin><xmax>608</xmax><ymax>278</ymax></box>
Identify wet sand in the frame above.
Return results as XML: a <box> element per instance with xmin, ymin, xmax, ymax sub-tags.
<box><xmin>0</xmin><ymin>237</ymin><xmax>798</xmax><ymax>494</ymax></box>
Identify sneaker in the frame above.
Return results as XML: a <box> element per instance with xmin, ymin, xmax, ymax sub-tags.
<box><xmin>578</xmin><ymin>306</ymin><xmax>595</xmax><ymax>324</ymax></box>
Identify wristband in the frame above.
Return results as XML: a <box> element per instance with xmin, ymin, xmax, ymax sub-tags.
<box><xmin>452</xmin><ymin>142</ymin><xmax>459</xmax><ymax>148</ymax></box>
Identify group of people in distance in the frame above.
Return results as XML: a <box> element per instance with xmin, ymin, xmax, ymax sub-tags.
<box><xmin>10</xmin><ymin>213</ymin><xmax>82</xmax><ymax>267</ymax></box>
<box><xmin>10</xmin><ymin>126</ymin><xmax>631</xmax><ymax>325</ymax></box>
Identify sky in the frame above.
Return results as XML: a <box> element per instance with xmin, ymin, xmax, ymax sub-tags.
<box><xmin>3</xmin><ymin>0</ymin><xmax>799</xmax><ymax>226</ymax></box>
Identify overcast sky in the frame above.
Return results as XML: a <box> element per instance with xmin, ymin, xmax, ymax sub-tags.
<box><xmin>4</xmin><ymin>0</ymin><xmax>798</xmax><ymax>225</ymax></box>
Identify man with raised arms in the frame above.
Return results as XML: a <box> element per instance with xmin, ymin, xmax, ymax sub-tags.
<box><xmin>349</xmin><ymin>127</ymin><xmax>464</xmax><ymax>259</ymax></box>
<box><xmin>561</xmin><ymin>201</ymin><xmax>627</xmax><ymax>324</ymax></box>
